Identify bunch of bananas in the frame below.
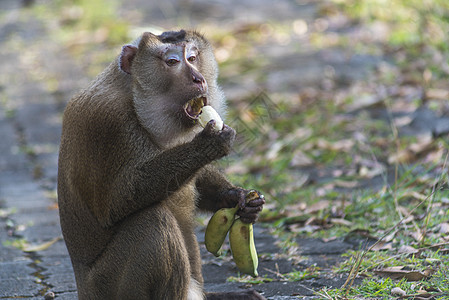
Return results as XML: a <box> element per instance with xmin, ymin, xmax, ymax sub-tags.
<box><xmin>204</xmin><ymin>191</ymin><xmax>259</xmax><ymax>277</ymax></box>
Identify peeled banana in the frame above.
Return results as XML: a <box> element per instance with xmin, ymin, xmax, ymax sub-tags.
<box><xmin>229</xmin><ymin>218</ymin><xmax>258</xmax><ymax>277</ymax></box>
<box><xmin>198</xmin><ymin>105</ymin><xmax>223</xmax><ymax>131</ymax></box>
<box><xmin>205</xmin><ymin>205</ymin><xmax>239</xmax><ymax>257</ymax></box>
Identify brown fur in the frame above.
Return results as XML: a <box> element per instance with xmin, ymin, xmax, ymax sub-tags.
<box><xmin>58</xmin><ymin>30</ymin><xmax>265</xmax><ymax>300</ymax></box>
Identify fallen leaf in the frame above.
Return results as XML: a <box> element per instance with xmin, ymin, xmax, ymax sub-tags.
<box><xmin>290</xmin><ymin>149</ymin><xmax>314</xmax><ymax>167</ymax></box>
<box><xmin>391</xmin><ymin>287</ymin><xmax>406</xmax><ymax>296</ymax></box>
<box><xmin>384</xmin><ymin>229</ymin><xmax>399</xmax><ymax>242</ymax></box>
<box><xmin>289</xmin><ymin>223</ymin><xmax>320</xmax><ymax>233</ymax></box>
<box><xmin>285</xmin><ymin>202</ymin><xmax>307</xmax><ymax>213</ymax></box>
<box><xmin>439</xmin><ymin>248</ymin><xmax>449</xmax><ymax>254</ymax></box>
<box><xmin>398</xmin><ymin>191</ymin><xmax>428</xmax><ymax>202</ymax></box>
<box><xmin>315</xmin><ymin>138</ymin><xmax>354</xmax><ymax>152</ymax></box>
<box><xmin>266</xmin><ymin>141</ymin><xmax>284</xmax><ymax>160</ymax></box>
<box><xmin>23</xmin><ymin>237</ymin><xmax>61</xmax><ymax>252</ymax></box>
<box><xmin>330</xmin><ymin>218</ymin><xmax>353</xmax><ymax>226</ymax></box>
<box><xmin>374</xmin><ymin>267</ymin><xmax>433</xmax><ymax>281</ymax></box>
<box><xmin>371</xmin><ymin>241</ymin><xmax>393</xmax><ymax>251</ymax></box>
<box><xmin>410</xmin><ymin>229</ymin><xmax>425</xmax><ymax>242</ymax></box>
<box><xmin>426</xmin><ymin>88</ymin><xmax>449</xmax><ymax>100</ymax></box>
<box><xmin>305</xmin><ymin>200</ymin><xmax>330</xmax><ymax>214</ymax></box>
<box><xmin>322</xmin><ymin>236</ymin><xmax>338</xmax><ymax>243</ymax></box>
<box><xmin>333</xmin><ymin>180</ymin><xmax>359</xmax><ymax>188</ymax></box>
<box><xmin>398</xmin><ymin>245</ymin><xmax>419</xmax><ymax>254</ymax></box>
<box><xmin>388</xmin><ymin>135</ymin><xmax>435</xmax><ymax>164</ymax></box>
<box><xmin>225</xmin><ymin>163</ymin><xmax>249</xmax><ymax>175</ymax></box>
<box><xmin>347</xmin><ymin>94</ymin><xmax>385</xmax><ymax>112</ymax></box>
<box><xmin>439</xmin><ymin>222</ymin><xmax>449</xmax><ymax>234</ymax></box>
<box><xmin>47</xmin><ymin>202</ymin><xmax>59</xmax><ymax>210</ymax></box>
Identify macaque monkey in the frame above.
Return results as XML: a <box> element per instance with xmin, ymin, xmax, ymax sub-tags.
<box><xmin>58</xmin><ymin>29</ymin><xmax>266</xmax><ymax>299</ymax></box>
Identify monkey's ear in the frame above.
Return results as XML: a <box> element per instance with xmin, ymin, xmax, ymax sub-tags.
<box><xmin>119</xmin><ymin>45</ymin><xmax>138</xmax><ymax>75</ymax></box>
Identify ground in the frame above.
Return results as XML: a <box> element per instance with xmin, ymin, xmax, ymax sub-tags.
<box><xmin>1</xmin><ymin>0</ymin><xmax>449</xmax><ymax>299</ymax></box>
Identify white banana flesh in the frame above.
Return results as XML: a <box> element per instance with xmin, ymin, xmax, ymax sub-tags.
<box><xmin>198</xmin><ymin>106</ymin><xmax>223</xmax><ymax>130</ymax></box>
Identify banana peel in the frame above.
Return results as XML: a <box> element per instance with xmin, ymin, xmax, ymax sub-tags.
<box><xmin>204</xmin><ymin>190</ymin><xmax>260</xmax><ymax>277</ymax></box>
<box><xmin>205</xmin><ymin>205</ymin><xmax>239</xmax><ymax>256</ymax></box>
<box><xmin>229</xmin><ymin>218</ymin><xmax>258</xmax><ymax>277</ymax></box>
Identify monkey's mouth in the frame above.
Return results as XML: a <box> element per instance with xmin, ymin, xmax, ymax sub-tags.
<box><xmin>184</xmin><ymin>96</ymin><xmax>207</xmax><ymax>119</ymax></box>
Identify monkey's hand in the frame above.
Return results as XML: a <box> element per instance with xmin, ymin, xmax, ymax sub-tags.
<box><xmin>194</xmin><ymin>120</ymin><xmax>236</xmax><ymax>161</ymax></box>
<box><xmin>220</xmin><ymin>188</ymin><xmax>265</xmax><ymax>224</ymax></box>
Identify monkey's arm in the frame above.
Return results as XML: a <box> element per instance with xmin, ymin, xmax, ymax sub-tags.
<box><xmin>195</xmin><ymin>165</ymin><xmax>235</xmax><ymax>211</ymax></box>
<box><xmin>103</xmin><ymin>122</ymin><xmax>235</xmax><ymax>226</ymax></box>
<box><xmin>195</xmin><ymin>165</ymin><xmax>265</xmax><ymax>223</ymax></box>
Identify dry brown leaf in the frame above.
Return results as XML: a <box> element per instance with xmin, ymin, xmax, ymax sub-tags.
<box><xmin>23</xmin><ymin>236</ymin><xmax>61</xmax><ymax>252</ymax></box>
<box><xmin>330</xmin><ymin>218</ymin><xmax>353</xmax><ymax>227</ymax></box>
<box><xmin>266</xmin><ymin>141</ymin><xmax>284</xmax><ymax>160</ymax></box>
<box><xmin>289</xmin><ymin>223</ymin><xmax>320</xmax><ymax>233</ymax></box>
<box><xmin>315</xmin><ymin>138</ymin><xmax>354</xmax><ymax>152</ymax></box>
<box><xmin>384</xmin><ymin>229</ymin><xmax>399</xmax><ymax>242</ymax></box>
<box><xmin>388</xmin><ymin>135</ymin><xmax>435</xmax><ymax>164</ymax></box>
<box><xmin>225</xmin><ymin>163</ymin><xmax>249</xmax><ymax>175</ymax></box>
<box><xmin>439</xmin><ymin>222</ymin><xmax>449</xmax><ymax>234</ymax></box>
<box><xmin>322</xmin><ymin>236</ymin><xmax>338</xmax><ymax>243</ymax></box>
<box><xmin>391</xmin><ymin>287</ymin><xmax>406</xmax><ymax>296</ymax></box>
<box><xmin>333</xmin><ymin>180</ymin><xmax>359</xmax><ymax>188</ymax></box>
<box><xmin>47</xmin><ymin>202</ymin><xmax>59</xmax><ymax>210</ymax></box>
<box><xmin>285</xmin><ymin>202</ymin><xmax>308</xmax><ymax>212</ymax></box>
<box><xmin>426</xmin><ymin>88</ymin><xmax>449</xmax><ymax>100</ymax></box>
<box><xmin>398</xmin><ymin>191</ymin><xmax>428</xmax><ymax>202</ymax></box>
<box><xmin>374</xmin><ymin>267</ymin><xmax>432</xmax><ymax>281</ymax></box>
<box><xmin>304</xmin><ymin>216</ymin><xmax>318</xmax><ymax>226</ymax></box>
<box><xmin>347</xmin><ymin>94</ymin><xmax>384</xmax><ymax>112</ymax></box>
<box><xmin>410</xmin><ymin>229</ymin><xmax>425</xmax><ymax>242</ymax></box>
<box><xmin>371</xmin><ymin>241</ymin><xmax>393</xmax><ymax>251</ymax></box>
<box><xmin>305</xmin><ymin>200</ymin><xmax>330</xmax><ymax>214</ymax></box>
<box><xmin>290</xmin><ymin>149</ymin><xmax>314</xmax><ymax>167</ymax></box>
<box><xmin>358</xmin><ymin>165</ymin><xmax>385</xmax><ymax>179</ymax></box>
<box><xmin>398</xmin><ymin>245</ymin><xmax>419</xmax><ymax>254</ymax></box>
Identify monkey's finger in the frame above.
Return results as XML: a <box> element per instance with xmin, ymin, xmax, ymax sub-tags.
<box><xmin>239</xmin><ymin>205</ymin><xmax>263</xmax><ymax>214</ymax></box>
<box><xmin>222</xmin><ymin>124</ymin><xmax>235</xmax><ymax>131</ymax></box>
<box><xmin>246</xmin><ymin>198</ymin><xmax>265</xmax><ymax>207</ymax></box>
<box><xmin>238</xmin><ymin>214</ymin><xmax>259</xmax><ymax>224</ymax></box>
<box><xmin>204</xmin><ymin>120</ymin><xmax>217</xmax><ymax>132</ymax></box>
<box><xmin>237</xmin><ymin>195</ymin><xmax>247</xmax><ymax>210</ymax></box>
<box><xmin>220</xmin><ymin>125</ymin><xmax>236</xmax><ymax>139</ymax></box>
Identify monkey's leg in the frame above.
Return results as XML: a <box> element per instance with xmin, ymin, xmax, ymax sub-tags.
<box><xmin>77</xmin><ymin>205</ymin><xmax>193</xmax><ymax>300</ymax></box>
<box><xmin>186</xmin><ymin>230</ymin><xmax>203</xmax><ymax>284</ymax></box>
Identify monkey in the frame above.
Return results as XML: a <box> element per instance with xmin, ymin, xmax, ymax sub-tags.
<box><xmin>57</xmin><ymin>29</ymin><xmax>266</xmax><ymax>300</ymax></box>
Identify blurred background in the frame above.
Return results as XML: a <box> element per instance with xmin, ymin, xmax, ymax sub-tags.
<box><xmin>2</xmin><ymin>0</ymin><xmax>448</xmax><ymax>208</ymax></box>
<box><xmin>1</xmin><ymin>0</ymin><xmax>449</xmax><ymax>298</ymax></box>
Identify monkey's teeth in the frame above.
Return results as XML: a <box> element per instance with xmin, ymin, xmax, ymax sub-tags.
<box><xmin>184</xmin><ymin>96</ymin><xmax>206</xmax><ymax>119</ymax></box>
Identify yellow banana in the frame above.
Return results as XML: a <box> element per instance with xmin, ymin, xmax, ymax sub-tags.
<box><xmin>229</xmin><ymin>218</ymin><xmax>258</xmax><ymax>277</ymax></box>
<box><xmin>205</xmin><ymin>205</ymin><xmax>239</xmax><ymax>257</ymax></box>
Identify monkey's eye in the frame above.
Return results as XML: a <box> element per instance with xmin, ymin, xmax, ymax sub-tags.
<box><xmin>188</xmin><ymin>55</ymin><xmax>197</xmax><ymax>63</ymax></box>
<box><xmin>166</xmin><ymin>58</ymin><xmax>180</xmax><ymax>66</ymax></box>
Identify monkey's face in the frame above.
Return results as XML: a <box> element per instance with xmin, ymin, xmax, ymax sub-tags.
<box><xmin>124</xmin><ymin>30</ymin><xmax>223</xmax><ymax>145</ymax></box>
<box><xmin>159</xmin><ymin>42</ymin><xmax>209</xmax><ymax>126</ymax></box>
<box><xmin>130</xmin><ymin>31</ymin><xmax>218</xmax><ymax>129</ymax></box>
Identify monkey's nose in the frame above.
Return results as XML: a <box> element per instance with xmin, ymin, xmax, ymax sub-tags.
<box><xmin>192</xmin><ymin>73</ymin><xmax>204</xmax><ymax>84</ymax></box>
<box><xmin>192</xmin><ymin>72</ymin><xmax>207</xmax><ymax>91</ymax></box>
